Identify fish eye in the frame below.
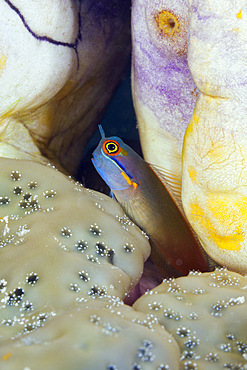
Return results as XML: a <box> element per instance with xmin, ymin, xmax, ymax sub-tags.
<box><xmin>103</xmin><ymin>140</ymin><xmax>121</xmax><ymax>156</ymax></box>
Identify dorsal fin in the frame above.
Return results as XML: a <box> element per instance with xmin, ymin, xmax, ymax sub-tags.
<box><xmin>98</xmin><ymin>124</ymin><xmax>105</xmax><ymax>138</ymax></box>
<box><xmin>148</xmin><ymin>162</ymin><xmax>217</xmax><ymax>271</ymax></box>
<box><xmin>148</xmin><ymin>163</ymin><xmax>183</xmax><ymax>211</ymax></box>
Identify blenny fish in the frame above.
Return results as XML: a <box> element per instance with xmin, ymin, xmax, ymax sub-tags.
<box><xmin>92</xmin><ymin>130</ymin><xmax>208</xmax><ymax>275</ymax></box>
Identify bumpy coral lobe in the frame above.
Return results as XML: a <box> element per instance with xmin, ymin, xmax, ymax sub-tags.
<box><xmin>134</xmin><ymin>268</ymin><xmax>247</xmax><ymax>369</ymax></box>
<box><xmin>0</xmin><ymin>158</ymin><xmax>150</xmax><ymax>339</ymax></box>
<box><xmin>0</xmin><ymin>301</ymin><xmax>180</xmax><ymax>370</ymax></box>
<box><xmin>0</xmin><ymin>157</ymin><xmax>180</xmax><ymax>369</ymax></box>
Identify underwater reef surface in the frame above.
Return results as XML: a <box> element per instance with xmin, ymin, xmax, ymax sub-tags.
<box><xmin>1</xmin><ymin>158</ymin><xmax>247</xmax><ymax>369</ymax></box>
<box><xmin>1</xmin><ymin>0</ymin><xmax>247</xmax><ymax>368</ymax></box>
<box><xmin>0</xmin><ymin>157</ymin><xmax>180</xmax><ymax>370</ymax></box>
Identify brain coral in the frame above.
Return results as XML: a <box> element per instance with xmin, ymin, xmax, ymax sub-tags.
<box><xmin>134</xmin><ymin>268</ymin><xmax>247</xmax><ymax>369</ymax></box>
<box><xmin>0</xmin><ymin>157</ymin><xmax>180</xmax><ymax>369</ymax></box>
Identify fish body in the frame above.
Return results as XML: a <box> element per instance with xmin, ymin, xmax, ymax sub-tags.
<box><xmin>92</xmin><ymin>136</ymin><xmax>208</xmax><ymax>275</ymax></box>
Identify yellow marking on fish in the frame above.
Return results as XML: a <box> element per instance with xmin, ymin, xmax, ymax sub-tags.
<box><xmin>120</xmin><ymin>171</ymin><xmax>137</xmax><ymax>189</ymax></box>
<box><xmin>188</xmin><ymin>166</ymin><xmax>197</xmax><ymax>184</ymax></box>
<box><xmin>189</xmin><ymin>202</ymin><xmax>243</xmax><ymax>251</ymax></box>
<box><xmin>236</xmin><ymin>10</ymin><xmax>242</xmax><ymax>19</ymax></box>
<box><xmin>2</xmin><ymin>353</ymin><xmax>12</xmax><ymax>361</ymax></box>
<box><xmin>121</xmin><ymin>148</ymin><xmax>129</xmax><ymax>156</ymax></box>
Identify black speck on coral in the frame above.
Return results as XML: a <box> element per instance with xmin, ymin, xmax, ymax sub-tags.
<box><xmin>26</xmin><ymin>272</ymin><xmax>39</xmax><ymax>285</ymax></box>
<box><xmin>75</xmin><ymin>239</ymin><xmax>88</xmax><ymax>252</ymax></box>
<box><xmin>10</xmin><ymin>170</ymin><xmax>21</xmax><ymax>181</ymax></box>
<box><xmin>0</xmin><ymin>196</ymin><xmax>11</xmax><ymax>205</ymax></box>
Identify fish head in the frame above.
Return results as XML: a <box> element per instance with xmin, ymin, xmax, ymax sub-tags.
<box><xmin>92</xmin><ymin>136</ymin><xmax>138</xmax><ymax>191</ymax></box>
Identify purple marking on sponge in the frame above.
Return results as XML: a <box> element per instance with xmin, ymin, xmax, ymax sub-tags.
<box><xmin>132</xmin><ymin>0</ymin><xmax>199</xmax><ymax>151</ymax></box>
<box><xmin>133</xmin><ymin>42</ymin><xmax>197</xmax><ymax>128</ymax></box>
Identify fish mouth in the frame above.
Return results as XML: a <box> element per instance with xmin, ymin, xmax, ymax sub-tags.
<box><xmin>91</xmin><ymin>154</ymin><xmax>105</xmax><ymax>177</ymax></box>
<box><xmin>91</xmin><ymin>154</ymin><xmax>100</xmax><ymax>169</ymax></box>
<box><xmin>91</xmin><ymin>156</ymin><xmax>96</xmax><ymax>166</ymax></box>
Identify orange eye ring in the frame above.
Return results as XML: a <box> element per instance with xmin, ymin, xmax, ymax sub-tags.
<box><xmin>102</xmin><ymin>140</ymin><xmax>121</xmax><ymax>156</ymax></box>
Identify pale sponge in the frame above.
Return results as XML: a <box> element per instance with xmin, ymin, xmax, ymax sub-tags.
<box><xmin>0</xmin><ymin>157</ymin><xmax>150</xmax><ymax>341</ymax></box>
<box><xmin>134</xmin><ymin>268</ymin><xmax>247</xmax><ymax>369</ymax></box>
<box><xmin>0</xmin><ymin>300</ymin><xmax>180</xmax><ymax>370</ymax></box>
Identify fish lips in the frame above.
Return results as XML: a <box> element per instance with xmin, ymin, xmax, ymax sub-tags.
<box><xmin>91</xmin><ymin>152</ymin><xmax>103</xmax><ymax>172</ymax></box>
<box><xmin>91</xmin><ymin>153</ymin><xmax>109</xmax><ymax>184</ymax></box>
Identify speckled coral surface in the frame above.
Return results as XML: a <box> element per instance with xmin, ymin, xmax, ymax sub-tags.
<box><xmin>0</xmin><ymin>300</ymin><xmax>180</xmax><ymax>370</ymax></box>
<box><xmin>0</xmin><ymin>158</ymin><xmax>181</xmax><ymax>369</ymax></box>
<box><xmin>0</xmin><ymin>158</ymin><xmax>151</xmax><ymax>339</ymax></box>
<box><xmin>134</xmin><ymin>268</ymin><xmax>247</xmax><ymax>369</ymax></box>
